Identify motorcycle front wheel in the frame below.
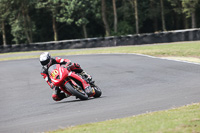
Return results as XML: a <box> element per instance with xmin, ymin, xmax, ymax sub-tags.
<box><xmin>65</xmin><ymin>82</ymin><xmax>88</xmax><ymax>100</ymax></box>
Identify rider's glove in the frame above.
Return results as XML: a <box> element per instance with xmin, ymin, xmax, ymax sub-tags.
<box><xmin>50</xmin><ymin>83</ymin><xmax>55</xmax><ymax>89</ymax></box>
<box><xmin>65</xmin><ymin>63</ymin><xmax>72</xmax><ymax>71</ymax></box>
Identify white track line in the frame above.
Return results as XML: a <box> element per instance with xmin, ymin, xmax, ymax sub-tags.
<box><xmin>127</xmin><ymin>53</ymin><xmax>200</xmax><ymax>65</ymax></box>
<box><xmin>67</xmin><ymin>53</ymin><xmax>200</xmax><ymax>66</ymax></box>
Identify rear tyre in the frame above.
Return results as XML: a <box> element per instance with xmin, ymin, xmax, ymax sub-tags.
<box><xmin>65</xmin><ymin>82</ymin><xmax>88</xmax><ymax>100</ymax></box>
<box><xmin>93</xmin><ymin>86</ymin><xmax>102</xmax><ymax>98</ymax></box>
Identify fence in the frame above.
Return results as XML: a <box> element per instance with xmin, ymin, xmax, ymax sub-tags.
<box><xmin>0</xmin><ymin>28</ymin><xmax>200</xmax><ymax>53</ymax></box>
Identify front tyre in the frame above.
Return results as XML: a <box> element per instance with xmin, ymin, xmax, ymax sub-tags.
<box><xmin>65</xmin><ymin>82</ymin><xmax>88</xmax><ymax>100</ymax></box>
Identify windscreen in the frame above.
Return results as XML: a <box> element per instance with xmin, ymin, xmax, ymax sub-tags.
<box><xmin>48</xmin><ymin>64</ymin><xmax>57</xmax><ymax>76</ymax></box>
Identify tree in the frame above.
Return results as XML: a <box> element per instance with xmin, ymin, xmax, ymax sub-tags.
<box><xmin>9</xmin><ymin>0</ymin><xmax>35</xmax><ymax>44</ymax></box>
<box><xmin>37</xmin><ymin>0</ymin><xmax>60</xmax><ymax>41</ymax></box>
<box><xmin>112</xmin><ymin>0</ymin><xmax>118</xmax><ymax>33</ymax></box>
<box><xmin>149</xmin><ymin>0</ymin><xmax>160</xmax><ymax>31</ymax></box>
<box><xmin>58</xmin><ymin>0</ymin><xmax>99</xmax><ymax>38</ymax></box>
<box><xmin>133</xmin><ymin>0</ymin><xmax>139</xmax><ymax>34</ymax></box>
<box><xmin>167</xmin><ymin>0</ymin><xmax>185</xmax><ymax>29</ymax></box>
<box><xmin>160</xmin><ymin>0</ymin><xmax>166</xmax><ymax>31</ymax></box>
<box><xmin>0</xmin><ymin>0</ymin><xmax>12</xmax><ymax>46</ymax></box>
<box><xmin>1</xmin><ymin>0</ymin><xmax>200</xmax><ymax>45</ymax></box>
<box><xmin>101</xmin><ymin>0</ymin><xmax>110</xmax><ymax>36</ymax></box>
<box><xmin>130</xmin><ymin>0</ymin><xmax>139</xmax><ymax>34</ymax></box>
<box><xmin>116</xmin><ymin>0</ymin><xmax>134</xmax><ymax>35</ymax></box>
<box><xmin>182</xmin><ymin>0</ymin><xmax>199</xmax><ymax>28</ymax></box>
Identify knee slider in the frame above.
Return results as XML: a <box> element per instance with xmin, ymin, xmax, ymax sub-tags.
<box><xmin>52</xmin><ymin>94</ymin><xmax>62</xmax><ymax>101</ymax></box>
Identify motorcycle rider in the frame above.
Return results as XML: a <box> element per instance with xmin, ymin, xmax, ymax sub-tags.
<box><xmin>40</xmin><ymin>52</ymin><xmax>94</xmax><ymax>101</ymax></box>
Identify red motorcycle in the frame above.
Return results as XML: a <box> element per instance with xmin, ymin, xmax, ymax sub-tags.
<box><xmin>48</xmin><ymin>64</ymin><xmax>102</xmax><ymax>100</ymax></box>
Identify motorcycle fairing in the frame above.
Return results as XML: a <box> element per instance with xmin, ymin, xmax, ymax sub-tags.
<box><xmin>48</xmin><ymin>64</ymin><xmax>90</xmax><ymax>91</ymax></box>
<box><xmin>48</xmin><ymin>64</ymin><xmax>68</xmax><ymax>86</ymax></box>
<box><xmin>68</xmin><ymin>72</ymin><xmax>90</xmax><ymax>90</ymax></box>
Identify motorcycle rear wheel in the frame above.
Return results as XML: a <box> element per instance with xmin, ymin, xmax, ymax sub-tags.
<box><xmin>93</xmin><ymin>86</ymin><xmax>102</xmax><ymax>98</ymax></box>
<box><xmin>65</xmin><ymin>82</ymin><xmax>88</xmax><ymax>100</ymax></box>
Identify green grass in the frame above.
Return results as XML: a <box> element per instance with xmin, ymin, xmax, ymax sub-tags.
<box><xmin>48</xmin><ymin>103</ymin><xmax>200</xmax><ymax>133</ymax></box>
<box><xmin>54</xmin><ymin>41</ymin><xmax>200</xmax><ymax>57</ymax></box>
<box><xmin>82</xmin><ymin>41</ymin><xmax>200</xmax><ymax>57</ymax></box>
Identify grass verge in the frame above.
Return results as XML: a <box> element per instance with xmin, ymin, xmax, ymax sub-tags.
<box><xmin>0</xmin><ymin>41</ymin><xmax>200</xmax><ymax>62</ymax></box>
<box><xmin>48</xmin><ymin>103</ymin><xmax>200</xmax><ymax>133</ymax></box>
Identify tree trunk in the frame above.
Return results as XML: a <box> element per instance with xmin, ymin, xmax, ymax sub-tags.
<box><xmin>160</xmin><ymin>0</ymin><xmax>166</xmax><ymax>31</ymax></box>
<box><xmin>150</xmin><ymin>0</ymin><xmax>158</xmax><ymax>32</ymax></box>
<box><xmin>112</xmin><ymin>0</ymin><xmax>118</xmax><ymax>33</ymax></box>
<box><xmin>1</xmin><ymin>20</ymin><xmax>7</xmax><ymax>46</ymax></box>
<box><xmin>191</xmin><ymin>11</ymin><xmax>196</xmax><ymax>28</ymax></box>
<box><xmin>184</xmin><ymin>16</ymin><xmax>189</xmax><ymax>29</ymax></box>
<box><xmin>26</xmin><ymin>12</ymin><xmax>33</xmax><ymax>43</ymax></box>
<box><xmin>22</xmin><ymin>9</ymin><xmax>32</xmax><ymax>44</ymax></box>
<box><xmin>101</xmin><ymin>0</ymin><xmax>110</xmax><ymax>36</ymax></box>
<box><xmin>154</xmin><ymin>17</ymin><xmax>158</xmax><ymax>32</ymax></box>
<box><xmin>133</xmin><ymin>0</ymin><xmax>139</xmax><ymax>34</ymax></box>
<box><xmin>175</xmin><ymin>13</ymin><xmax>179</xmax><ymax>29</ymax></box>
<box><xmin>52</xmin><ymin>15</ymin><xmax>58</xmax><ymax>41</ymax></box>
<box><xmin>82</xmin><ymin>24</ymin><xmax>88</xmax><ymax>38</ymax></box>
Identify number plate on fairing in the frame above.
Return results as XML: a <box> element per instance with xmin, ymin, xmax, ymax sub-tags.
<box><xmin>51</xmin><ymin>70</ymin><xmax>58</xmax><ymax>79</ymax></box>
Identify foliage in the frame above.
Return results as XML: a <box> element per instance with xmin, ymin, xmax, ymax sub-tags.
<box><xmin>7</xmin><ymin>0</ymin><xmax>36</xmax><ymax>44</ymax></box>
<box><xmin>0</xmin><ymin>0</ymin><xmax>11</xmax><ymax>23</ymax></box>
<box><xmin>182</xmin><ymin>0</ymin><xmax>199</xmax><ymax>18</ymax></box>
<box><xmin>56</xmin><ymin>0</ymin><xmax>99</xmax><ymax>38</ymax></box>
<box><xmin>0</xmin><ymin>0</ymin><xmax>200</xmax><ymax>45</ymax></box>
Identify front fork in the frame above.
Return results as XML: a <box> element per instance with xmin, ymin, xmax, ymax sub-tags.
<box><xmin>59</xmin><ymin>84</ymin><xmax>72</xmax><ymax>96</ymax></box>
<box><xmin>57</xmin><ymin>77</ymin><xmax>75</xmax><ymax>96</ymax></box>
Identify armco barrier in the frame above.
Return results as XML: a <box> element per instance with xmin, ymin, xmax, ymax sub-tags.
<box><xmin>0</xmin><ymin>28</ymin><xmax>200</xmax><ymax>53</ymax></box>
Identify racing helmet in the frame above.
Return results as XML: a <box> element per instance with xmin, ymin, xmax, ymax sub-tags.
<box><xmin>40</xmin><ymin>52</ymin><xmax>52</xmax><ymax>67</ymax></box>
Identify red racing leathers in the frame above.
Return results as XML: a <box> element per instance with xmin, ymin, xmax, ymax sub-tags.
<box><xmin>41</xmin><ymin>57</ymin><xmax>83</xmax><ymax>101</ymax></box>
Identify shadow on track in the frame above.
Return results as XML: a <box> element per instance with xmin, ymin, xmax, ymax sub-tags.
<box><xmin>52</xmin><ymin>96</ymin><xmax>105</xmax><ymax>104</ymax></box>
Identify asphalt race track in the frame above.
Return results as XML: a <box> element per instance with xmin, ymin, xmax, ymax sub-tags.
<box><xmin>0</xmin><ymin>54</ymin><xmax>200</xmax><ymax>133</ymax></box>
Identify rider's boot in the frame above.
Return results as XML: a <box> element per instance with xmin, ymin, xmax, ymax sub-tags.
<box><xmin>80</xmin><ymin>71</ymin><xmax>92</xmax><ymax>82</ymax></box>
<box><xmin>58</xmin><ymin>92</ymin><xmax>70</xmax><ymax>100</ymax></box>
<box><xmin>53</xmin><ymin>87</ymin><xmax>70</xmax><ymax>101</ymax></box>
<box><xmin>84</xmin><ymin>86</ymin><xmax>95</xmax><ymax>97</ymax></box>
<box><xmin>64</xmin><ymin>93</ymin><xmax>71</xmax><ymax>98</ymax></box>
